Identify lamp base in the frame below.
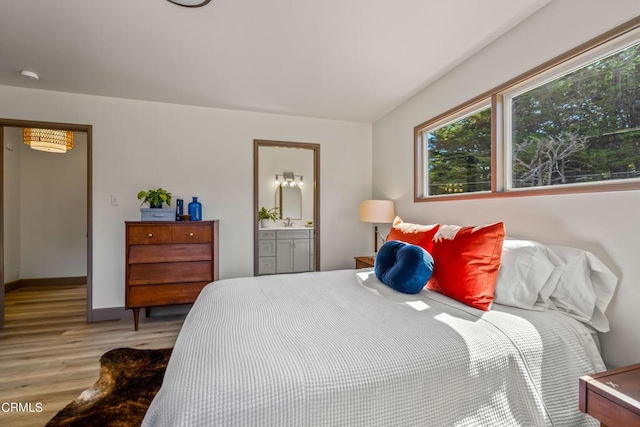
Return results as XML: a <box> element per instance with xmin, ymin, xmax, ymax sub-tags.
<box><xmin>374</xmin><ymin>225</ymin><xmax>379</xmax><ymax>253</ymax></box>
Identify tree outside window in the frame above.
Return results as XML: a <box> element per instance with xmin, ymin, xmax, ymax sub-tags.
<box><xmin>509</xmin><ymin>41</ymin><xmax>640</xmax><ymax>189</ymax></box>
<box><xmin>425</xmin><ymin>106</ymin><xmax>492</xmax><ymax>196</ymax></box>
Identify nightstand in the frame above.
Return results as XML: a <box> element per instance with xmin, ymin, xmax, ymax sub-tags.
<box><xmin>579</xmin><ymin>363</ymin><xmax>640</xmax><ymax>426</ymax></box>
<box><xmin>354</xmin><ymin>256</ymin><xmax>375</xmax><ymax>269</ymax></box>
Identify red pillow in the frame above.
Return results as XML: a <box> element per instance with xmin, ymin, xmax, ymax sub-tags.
<box><xmin>426</xmin><ymin>222</ymin><xmax>505</xmax><ymax>311</ymax></box>
<box><xmin>387</xmin><ymin>217</ymin><xmax>439</xmax><ymax>253</ymax></box>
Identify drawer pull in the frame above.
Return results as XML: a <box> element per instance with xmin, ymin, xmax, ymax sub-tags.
<box><xmin>147</xmin><ymin>233</ymin><xmax>153</xmax><ymax>237</ymax></box>
<box><xmin>189</xmin><ymin>232</ymin><xmax>194</xmax><ymax>237</ymax></box>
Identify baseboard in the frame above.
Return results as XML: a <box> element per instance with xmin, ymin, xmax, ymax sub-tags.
<box><xmin>4</xmin><ymin>276</ymin><xmax>87</xmax><ymax>294</ymax></box>
<box><xmin>3</xmin><ymin>280</ymin><xmax>20</xmax><ymax>293</ymax></box>
<box><xmin>90</xmin><ymin>306</ymin><xmax>133</xmax><ymax>322</ymax></box>
<box><xmin>19</xmin><ymin>276</ymin><xmax>87</xmax><ymax>287</ymax></box>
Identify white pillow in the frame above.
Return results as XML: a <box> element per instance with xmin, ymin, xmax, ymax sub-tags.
<box><xmin>533</xmin><ymin>245</ymin><xmax>565</xmax><ymax>309</ymax></box>
<box><xmin>547</xmin><ymin>246</ymin><xmax>618</xmax><ymax>332</ymax></box>
<box><xmin>494</xmin><ymin>239</ymin><xmax>558</xmax><ymax>310</ymax></box>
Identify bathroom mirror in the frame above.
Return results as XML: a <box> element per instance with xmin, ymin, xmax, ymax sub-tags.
<box><xmin>276</xmin><ymin>186</ymin><xmax>302</xmax><ymax>219</ymax></box>
<box><xmin>254</xmin><ymin>140</ymin><xmax>320</xmax><ymax>276</ymax></box>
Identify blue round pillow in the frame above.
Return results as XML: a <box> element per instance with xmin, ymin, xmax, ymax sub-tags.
<box><xmin>374</xmin><ymin>240</ymin><xmax>434</xmax><ymax>294</ymax></box>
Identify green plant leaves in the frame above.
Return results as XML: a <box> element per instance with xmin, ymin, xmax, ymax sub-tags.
<box><xmin>137</xmin><ymin>188</ymin><xmax>172</xmax><ymax>207</ymax></box>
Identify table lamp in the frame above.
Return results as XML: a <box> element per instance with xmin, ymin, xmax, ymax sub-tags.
<box><xmin>358</xmin><ymin>200</ymin><xmax>395</xmax><ymax>254</ymax></box>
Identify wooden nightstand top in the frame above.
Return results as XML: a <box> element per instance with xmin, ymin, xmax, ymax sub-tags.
<box><xmin>354</xmin><ymin>256</ymin><xmax>375</xmax><ymax>269</ymax></box>
<box><xmin>579</xmin><ymin>363</ymin><xmax>640</xmax><ymax>426</ymax></box>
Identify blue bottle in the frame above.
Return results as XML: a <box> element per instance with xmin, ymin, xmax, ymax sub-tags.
<box><xmin>188</xmin><ymin>197</ymin><xmax>202</xmax><ymax>221</ymax></box>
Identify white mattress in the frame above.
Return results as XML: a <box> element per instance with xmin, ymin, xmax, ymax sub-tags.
<box><xmin>143</xmin><ymin>269</ymin><xmax>602</xmax><ymax>426</ymax></box>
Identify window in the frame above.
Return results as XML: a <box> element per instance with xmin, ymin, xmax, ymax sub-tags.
<box><xmin>506</xmin><ymin>38</ymin><xmax>640</xmax><ymax>189</ymax></box>
<box><xmin>417</xmin><ymin>102</ymin><xmax>492</xmax><ymax>197</ymax></box>
<box><xmin>415</xmin><ymin>18</ymin><xmax>640</xmax><ymax>201</ymax></box>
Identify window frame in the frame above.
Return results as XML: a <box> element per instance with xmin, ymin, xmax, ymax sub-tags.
<box><xmin>415</xmin><ymin>98</ymin><xmax>494</xmax><ymax>199</ymax></box>
<box><xmin>414</xmin><ymin>15</ymin><xmax>640</xmax><ymax>202</ymax></box>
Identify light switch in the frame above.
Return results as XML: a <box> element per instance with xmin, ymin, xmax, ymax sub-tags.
<box><xmin>111</xmin><ymin>194</ymin><xmax>120</xmax><ymax>206</ymax></box>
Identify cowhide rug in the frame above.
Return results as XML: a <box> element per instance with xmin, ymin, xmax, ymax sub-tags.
<box><xmin>47</xmin><ymin>347</ymin><xmax>172</xmax><ymax>427</ymax></box>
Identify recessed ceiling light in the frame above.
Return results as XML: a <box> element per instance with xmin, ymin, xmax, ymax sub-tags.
<box><xmin>166</xmin><ymin>0</ymin><xmax>211</xmax><ymax>7</ymax></box>
<box><xmin>20</xmin><ymin>70</ymin><xmax>39</xmax><ymax>81</ymax></box>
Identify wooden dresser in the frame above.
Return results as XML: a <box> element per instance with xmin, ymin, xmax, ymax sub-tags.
<box><xmin>125</xmin><ymin>220</ymin><xmax>219</xmax><ymax>330</ymax></box>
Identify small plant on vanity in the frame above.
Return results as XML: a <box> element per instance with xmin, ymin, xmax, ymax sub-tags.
<box><xmin>258</xmin><ymin>206</ymin><xmax>279</xmax><ymax>227</ymax></box>
<box><xmin>137</xmin><ymin>188</ymin><xmax>172</xmax><ymax>208</ymax></box>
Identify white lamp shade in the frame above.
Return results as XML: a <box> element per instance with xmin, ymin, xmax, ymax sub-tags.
<box><xmin>358</xmin><ymin>200</ymin><xmax>395</xmax><ymax>223</ymax></box>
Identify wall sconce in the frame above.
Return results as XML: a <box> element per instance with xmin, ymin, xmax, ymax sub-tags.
<box><xmin>275</xmin><ymin>172</ymin><xmax>304</xmax><ymax>187</ymax></box>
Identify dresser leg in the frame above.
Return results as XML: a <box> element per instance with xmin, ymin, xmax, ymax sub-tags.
<box><xmin>133</xmin><ymin>308</ymin><xmax>140</xmax><ymax>331</ymax></box>
<box><xmin>145</xmin><ymin>307</ymin><xmax>150</xmax><ymax>318</ymax></box>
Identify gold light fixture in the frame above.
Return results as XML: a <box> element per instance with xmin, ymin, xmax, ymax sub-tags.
<box><xmin>23</xmin><ymin>128</ymin><xmax>74</xmax><ymax>153</ymax></box>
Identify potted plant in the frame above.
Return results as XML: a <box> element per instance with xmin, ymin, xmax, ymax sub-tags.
<box><xmin>137</xmin><ymin>188</ymin><xmax>172</xmax><ymax>208</ymax></box>
<box><xmin>137</xmin><ymin>188</ymin><xmax>175</xmax><ymax>221</ymax></box>
<box><xmin>258</xmin><ymin>206</ymin><xmax>278</xmax><ymax>228</ymax></box>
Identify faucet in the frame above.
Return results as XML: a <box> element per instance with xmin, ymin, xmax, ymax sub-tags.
<box><xmin>285</xmin><ymin>217</ymin><xmax>294</xmax><ymax>227</ymax></box>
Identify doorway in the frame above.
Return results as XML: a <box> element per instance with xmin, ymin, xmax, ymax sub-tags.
<box><xmin>0</xmin><ymin>118</ymin><xmax>92</xmax><ymax>326</ymax></box>
<box><xmin>254</xmin><ymin>140</ymin><xmax>320</xmax><ymax>276</ymax></box>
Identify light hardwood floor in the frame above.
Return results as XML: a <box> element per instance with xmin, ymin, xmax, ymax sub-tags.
<box><xmin>0</xmin><ymin>285</ymin><xmax>185</xmax><ymax>427</ymax></box>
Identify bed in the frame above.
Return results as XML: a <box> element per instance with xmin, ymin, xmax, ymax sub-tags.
<box><xmin>143</xmin><ymin>219</ymin><xmax>617</xmax><ymax>426</ymax></box>
<box><xmin>142</xmin><ymin>266</ymin><xmax>606</xmax><ymax>426</ymax></box>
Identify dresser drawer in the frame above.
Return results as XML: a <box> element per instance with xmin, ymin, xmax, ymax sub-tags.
<box><xmin>170</xmin><ymin>225</ymin><xmax>212</xmax><ymax>243</ymax></box>
<box><xmin>128</xmin><ymin>261</ymin><xmax>212</xmax><ymax>285</ymax></box>
<box><xmin>127</xmin><ymin>225</ymin><xmax>172</xmax><ymax>245</ymax></box>
<box><xmin>258</xmin><ymin>240</ymin><xmax>276</xmax><ymax>257</ymax></box>
<box><xmin>129</xmin><ymin>243</ymin><xmax>213</xmax><ymax>264</ymax></box>
<box><xmin>258</xmin><ymin>257</ymin><xmax>276</xmax><ymax>274</ymax></box>
<box><xmin>127</xmin><ymin>282</ymin><xmax>210</xmax><ymax>307</ymax></box>
<box><xmin>583</xmin><ymin>388</ymin><xmax>640</xmax><ymax>426</ymax></box>
<box><xmin>277</xmin><ymin>229</ymin><xmax>309</xmax><ymax>239</ymax></box>
<box><xmin>259</xmin><ymin>230</ymin><xmax>276</xmax><ymax>240</ymax></box>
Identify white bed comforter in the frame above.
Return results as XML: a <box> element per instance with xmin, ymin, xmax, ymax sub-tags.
<box><xmin>142</xmin><ymin>269</ymin><xmax>603</xmax><ymax>426</ymax></box>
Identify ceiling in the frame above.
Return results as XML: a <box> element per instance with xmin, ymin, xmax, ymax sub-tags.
<box><xmin>0</xmin><ymin>0</ymin><xmax>551</xmax><ymax>122</ymax></box>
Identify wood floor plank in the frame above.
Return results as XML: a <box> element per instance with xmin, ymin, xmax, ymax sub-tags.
<box><xmin>0</xmin><ymin>285</ymin><xmax>184</xmax><ymax>427</ymax></box>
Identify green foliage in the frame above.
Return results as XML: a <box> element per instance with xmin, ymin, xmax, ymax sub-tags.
<box><xmin>427</xmin><ymin>107</ymin><xmax>492</xmax><ymax>195</ymax></box>
<box><xmin>511</xmin><ymin>41</ymin><xmax>640</xmax><ymax>187</ymax></box>
<box><xmin>137</xmin><ymin>188</ymin><xmax>172</xmax><ymax>208</ymax></box>
<box><xmin>426</xmin><ymin>40</ymin><xmax>640</xmax><ymax>194</ymax></box>
<box><xmin>258</xmin><ymin>206</ymin><xmax>278</xmax><ymax>221</ymax></box>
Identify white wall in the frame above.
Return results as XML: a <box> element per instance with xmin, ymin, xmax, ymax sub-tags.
<box><xmin>19</xmin><ymin>131</ymin><xmax>87</xmax><ymax>278</ymax></box>
<box><xmin>3</xmin><ymin>128</ymin><xmax>21</xmax><ymax>283</ymax></box>
<box><xmin>373</xmin><ymin>0</ymin><xmax>640</xmax><ymax>369</ymax></box>
<box><xmin>0</xmin><ymin>85</ymin><xmax>373</xmax><ymax>310</ymax></box>
<box><xmin>3</xmin><ymin>128</ymin><xmax>87</xmax><ymax>280</ymax></box>
<box><xmin>258</xmin><ymin>146</ymin><xmax>314</xmax><ymax>225</ymax></box>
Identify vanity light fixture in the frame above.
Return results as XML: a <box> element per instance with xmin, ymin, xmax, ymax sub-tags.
<box><xmin>23</xmin><ymin>128</ymin><xmax>74</xmax><ymax>154</ymax></box>
<box><xmin>275</xmin><ymin>172</ymin><xmax>304</xmax><ymax>188</ymax></box>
